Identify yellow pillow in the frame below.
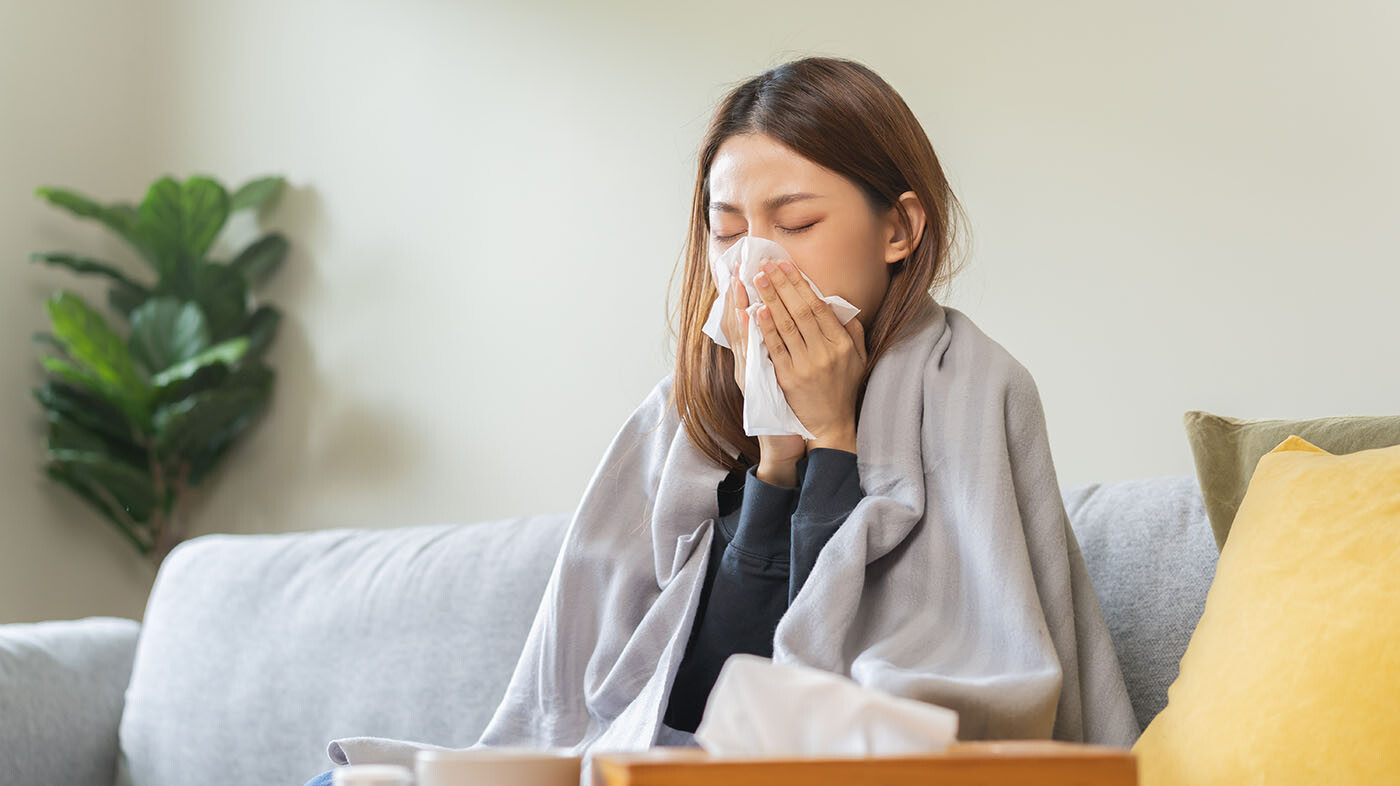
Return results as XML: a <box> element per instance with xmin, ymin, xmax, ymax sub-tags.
<box><xmin>1133</xmin><ymin>434</ymin><xmax>1400</xmax><ymax>785</ymax></box>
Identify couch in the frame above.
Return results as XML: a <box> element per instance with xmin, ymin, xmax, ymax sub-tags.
<box><xmin>0</xmin><ymin>473</ymin><xmax>1218</xmax><ymax>786</ymax></box>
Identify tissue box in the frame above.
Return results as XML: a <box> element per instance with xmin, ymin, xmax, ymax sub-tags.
<box><xmin>592</xmin><ymin>740</ymin><xmax>1137</xmax><ymax>786</ymax></box>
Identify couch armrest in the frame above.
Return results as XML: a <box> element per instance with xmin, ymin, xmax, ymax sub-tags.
<box><xmin>0</xmin><ymin>616</ymin><xmax>141</xmax><ymax>786</ymax></box>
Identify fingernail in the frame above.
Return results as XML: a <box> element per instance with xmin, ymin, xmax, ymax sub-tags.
<box><xmin>756</xmin><ymin>272</ymin><xmax>770</xmax><ymax>288</ymax></box>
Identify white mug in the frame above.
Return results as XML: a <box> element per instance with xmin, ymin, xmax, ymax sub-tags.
<box><xmin>414</xmin><ymin>747</ymin><xmax>580</xmax><ymax>786</ymax></box>
<box><xmin>332</xmin><ymin>764</ymin><xmax>413</xmax><ymax>785</ymax></box>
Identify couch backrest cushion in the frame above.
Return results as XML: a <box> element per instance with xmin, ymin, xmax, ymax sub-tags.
<box><xmin>116</xmin><ymin>512</ymin><xmax>570</xmax><ymax>786</ymax></box>
<box><xmin>1062</xmin><ymin>474</ymin><xmax>1219</xmax><ymax>732</ymax></box>
<box><xmin>0</xmin><ymin>616</ymin><xmax>140</xmax><ymax>786</ymax></box>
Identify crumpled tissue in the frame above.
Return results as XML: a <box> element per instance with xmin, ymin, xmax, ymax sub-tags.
<box><xmin>692</xmin><ymin>654</ymin><xmax>960</xmax><ymax>758</ymax></box>
<box><xmin>701</xmin><ymin>236</ymin><xmax>861</xmax><ymax>440</ymax></box>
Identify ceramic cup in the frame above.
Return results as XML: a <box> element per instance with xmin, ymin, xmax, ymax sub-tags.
<box><xmin>332</xmin><ymin>764</ymin><xmax>413</xmax><ymax>785</ymax></box>
<box><xmin>414</xmin><ymin>747</ymin><xmax>581</xmax><ymax>786</ymax></box>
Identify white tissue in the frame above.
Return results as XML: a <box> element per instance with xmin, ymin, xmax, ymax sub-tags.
<box><xmin>692</xmin><ymin>654</ymin><xmax>959</xmax><ymax>758</ymax></box>
<box><xmin>700</xmin><ymin>236</ymin><xmax>861</xmax><ymax>440</ymax></box>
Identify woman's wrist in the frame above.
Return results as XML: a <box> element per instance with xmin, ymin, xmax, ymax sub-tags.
<box><xmin>806</xmin><ymin>422</ymin><xmax>858</xmax><ymax>454</ymax></box>
<box><xmin>755</xmin><ymin>460</ymin><xmax>799</xmax><ymax>489</ymax></box>
<box><xmin>756</xmin><ymin>435</ymin><xmax>805</xmax><ymax>488</ymax></box>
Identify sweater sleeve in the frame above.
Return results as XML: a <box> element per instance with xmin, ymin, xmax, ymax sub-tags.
<box><xmin>789</xmin><ymin>447</ymin><xmax>864</xmax><ymax>605</ymax></box>
<box><xmin>661</xmin><ymin>463</ymin><xmax>796</xmax><ymax>733</ymax></box>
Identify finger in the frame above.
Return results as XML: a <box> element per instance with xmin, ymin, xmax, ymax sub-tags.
<box><xmin>755</xmin><ymin>265</ymin><xmax>806</xmax><ymax>357</ymax></box>
<box><xmin>845</xmin><ymin>314</ymin><xmax>868</xmax><ymax>363</ymax></box>
<box><xmin>720</xmin><ymin>273</ymin><xmax>736</xmax><ymax>346</ymax></box>
<box><xmin>778</xmin><ymin>262</ymin><xmax>846</xmax><ymax>345</ymax></box>
<box><xmin>727</xmin><ymin>270</ymin><xmax>747</xmax><ymax>347</ymax></box>
<box><xmin>755</xmin><ymin>302</ymin><xmax>792</xmax><ymax>372</ymax></box>
<box><xmin>763</xmin><ymin>261</ymin><xmax>831</xmax><ymax>352</ymax></box>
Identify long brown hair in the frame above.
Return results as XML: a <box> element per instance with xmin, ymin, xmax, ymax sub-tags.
<box><xmin>663</xmin><ymin>55</ymin><xmax>971</xmax><ymax>475</ymax></box>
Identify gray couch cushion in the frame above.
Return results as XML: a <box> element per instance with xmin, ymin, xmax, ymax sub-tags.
<box><xmin>0</xmin><ymin>616</ymin><xmax>141</xmax><ymax>786</ymax></box>
<box><xmin>1063</xmin><ymin>474</ymin><xmax>1218</xmax><ymax>732</ymax></box>
<box><xmin>116</xmin><ymin>512</ymin><xmax>570</xmax><ymax>786</ymax></box>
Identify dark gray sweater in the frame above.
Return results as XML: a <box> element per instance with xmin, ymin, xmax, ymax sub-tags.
<box><xmin>661</xmin><ymin>447</ymin><xmax>864</xmax><ymax>733</ymax></box>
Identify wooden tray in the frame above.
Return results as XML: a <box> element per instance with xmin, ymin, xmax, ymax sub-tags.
<box><xmin>592</xmin><ymin>740</ymin><xmax>1137</xmax><ymax>786</ymax></box>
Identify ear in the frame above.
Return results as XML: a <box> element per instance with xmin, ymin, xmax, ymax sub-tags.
<box><xmin>881</xmin><ymin>190</ymin><xmax>927</xmax><ymax>265</ymax></box>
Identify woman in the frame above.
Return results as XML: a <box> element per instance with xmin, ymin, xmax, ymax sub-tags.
<box><xmin>304</xmin><ymin>54</ymin><xmax>1138</xmax><ymax>786</ymax></box>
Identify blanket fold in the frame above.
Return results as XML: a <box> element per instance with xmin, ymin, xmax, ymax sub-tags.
<box><xmin>327</xmin><ymin>296</ymin><xmax>1140</xmax><ymax>782</ymax></box>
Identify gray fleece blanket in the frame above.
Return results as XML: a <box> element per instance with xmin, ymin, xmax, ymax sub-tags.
<box><xmin>327</xmin><ymin>296</ymin><xmax>1141</xmax><ymax>783</ymax></box>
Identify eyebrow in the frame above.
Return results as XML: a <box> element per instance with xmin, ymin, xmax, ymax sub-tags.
<box><xmin>709</xmin><ymin>192</ymin><xmax>824</xmax><ymax>214</ymax></box>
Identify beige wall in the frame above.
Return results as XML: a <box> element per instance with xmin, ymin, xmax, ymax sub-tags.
<box><xmin>3</xmin><ymin>0</ymin><xmax>1396</xmax><ymax>623</ymax></box>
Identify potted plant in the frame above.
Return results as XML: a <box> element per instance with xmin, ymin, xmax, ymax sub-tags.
<box><xmin>28</xmin><ymin>173</ymin><xmax>288</xmax><ymax>572</ymax></box>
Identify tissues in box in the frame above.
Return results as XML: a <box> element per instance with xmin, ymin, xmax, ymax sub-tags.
<box><xmin>692</xmin><ymin>654</ymin><xmax>959</xmax><ymax>757</ymax></box>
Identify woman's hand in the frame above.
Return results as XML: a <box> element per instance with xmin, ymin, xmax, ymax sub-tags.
<box><xmin>751</xmin><ymin>259</ymin><xmax>867</xmax><ymax>454</ymax></box>
<box><xmin>720</xmin><ymin>266</ymin><xmax>808</xmax><ymax>479</ymax></box>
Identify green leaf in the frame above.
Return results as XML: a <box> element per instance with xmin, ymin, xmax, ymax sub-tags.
<box><xmin>150</xmin><ymin>336</ymin><xmax>249</xmax><ymax>389</ymax></box>
<box><xmin>46</xmin><ymin>415</ymin><xmax>109</xmax><ymax>453</ymax></box>
<box><xmin>44</xmin><ymin>462</ymin><xmax>153</xmax><ymax>555</ymax></box>
<box><xmin>191</xmin><ymin>261</ymin><xmax>248</xmax><ymax>342</ymax></box>
<box><xmin>186</xmin><ymin>394</ymin><xmax>270</xmax><ymax>486</ymax></box>
<box><xmin>45</xmin><ymin>449</ymin><xmax>157</xmax><ymax>522</ymax></box>
<box><xmin>43</xmin><ymin>291</ymin><xmax>151</xmax><ymax>431</ymax></box>
<box><xmin>165</xmin><ymin>250</ymin><xmax>200</xmax><ymax>300</ymax></box>
<box><xmin>223</xmin><ymin>359</ymin><xmax>275</xmax><ymax>394</ymax></box>
<box><xmin>108</xmin><ymin>281</ymin><xmax>151</xmax><ymax>319</ymax></box>
<box><xmin>32</xmin><ymin>380</ymin><xmax>137</xmax><ymax>445</ymax></box>
<box><xmin>186</xmin><ymin>364</ymin><xmax>274</xmax><ymax>485</ymax></box>
<box><xmin>228</xmin><ymin>232</ymin><xmax>288</xmax><ymax>288</ymax></box>
<box><xmin>241</xmin><ymin>305</ymin><xmax>281</xmax><ymax>359</ymax></box>
<box><xmin>153</xmin><ymin>386</ymin><xmax>265</xmax><ymax>458</ymax></box>
<box><xmin>33</xmin><ymin>187</ymin><xmax>108</xmax><ymax>221</ymax></box>
<box><xmin>137</xmin><ymin>176</ymin><xmax>231</xmax><ymax>277</ymax></box>
<box><xmin>152</xmin><ymin>361</ymin><xmax>230</xmax><ymax>406</ymax></box>
<box><xmin>40</xmin><ymin>356</ymin><xmax>107</xmax><ymax>396</ymax></box>
<box><xmin>39</xmin><ymin>355</ymin><xmax>151</xmax><ymax>433</ymax></box>
<box><xmin>179</xmin><ymin>177</ymin><xmax>231</xmax><ymax>258</ymax></box>
<box><xmin>128</xmin><ymin>297</ymin><xmax>210</xmax><ymax>376</ymax></box>
<box><xmin>45</xmin><ymin>412</ymin><xmax>146</xmax><ymax>468</ymax></box>
<box><xmin>45</xmin><ymin>291</ymin><xmax>148</xmax><ymax>397</ymax></box>
<box><xmin>28</xmin><ymin>252</ymin><xmax>149</xmax><ymax>290</ymax></box>
<box><xmin>33</xmin><ymin>187</ymin><xmax>156</xmax><ymax>269</ymax></box>
<box><xmin>229</xmin><ymin>176</ymin><xmax>285</xmax><ymax>213</ymax></box>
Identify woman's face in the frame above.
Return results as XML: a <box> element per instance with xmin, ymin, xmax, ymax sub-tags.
<box><xmin>706</xmin><ymin>132</ymin><xmax>924</xmax><ymax>331</ymax></box>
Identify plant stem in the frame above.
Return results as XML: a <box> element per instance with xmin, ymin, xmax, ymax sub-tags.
<box><xmin>151</xmin><ymin>460</ymin><xmax>192</xmax><ymax>571</ymax></box>
<box><xmin>145</xmin><ymin>437</ymin><xmax>169</xmax><ymax>571</ymax></box>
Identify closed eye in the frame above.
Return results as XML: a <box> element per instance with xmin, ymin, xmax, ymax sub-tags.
<box><xmin>711</xmin><ymin>221</ymin><xmax>819</xmax><ymax>243</ymax></box>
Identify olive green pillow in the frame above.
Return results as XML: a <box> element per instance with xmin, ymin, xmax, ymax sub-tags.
<box><xmin>1182</xmin><ymin>410</ymin><xmax>1400</xmax><ymax>551</ymax></box>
